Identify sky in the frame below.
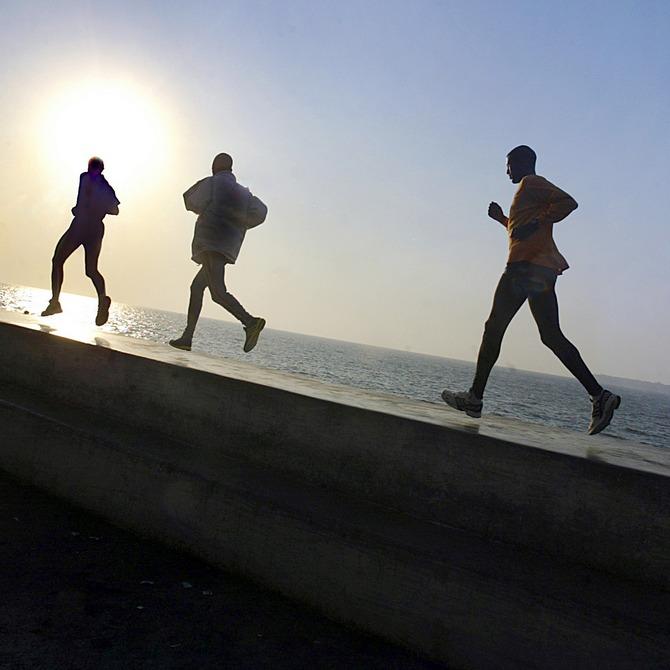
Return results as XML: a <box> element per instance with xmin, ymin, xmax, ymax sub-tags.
<box><xmin>0</xmin><ymin>0</ymin><xmax>669</xmax><ymax>383</ymax></box>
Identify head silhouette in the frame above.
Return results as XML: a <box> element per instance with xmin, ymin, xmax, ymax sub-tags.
<box><xmin>212</xmin><ymin>153</ymin><xmax>233</xmax><ymax>175</ymax></box>
<box><xmin>506</xmin><ymin>145</ymin><xmax>536</xmax><ymax>184</ymax></box>
<box><xmin>88</xmin><ymin>156</ymin><xmax>104</xmax><ymax>176</ymax></box>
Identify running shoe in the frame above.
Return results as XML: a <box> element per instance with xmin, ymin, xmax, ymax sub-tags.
<box><xmin>441</xmin><ymin>389</ymin><xmax>483</xmax><ymax>419</ymax></box>
<box><xmin>95</xmin><ymin>296</ymin><xmax>111</xmax><ymax>326</ymax></box>
<box><xmin>41</xmin><ymin>300</ymin><xmax>62</xmax><ymax>317</ymax></box>
<box><xmin>588</xmin><ymin>390</ymin><xmax>621</xmax><ymax>435</ymax></box>
<box><xmin>243</xmin><ymin>317</ymin><xmax>266</xmax><ymax>353</ymax></box>
<box><xmin>169</xmin><ymin>336</ymin><xmax>192</xmax><ymax>351</ymax></box>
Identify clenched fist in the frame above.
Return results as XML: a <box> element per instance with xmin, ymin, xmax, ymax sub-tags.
<box><xmin>488</xmin><ymin>202</ymin><xmax>506</xmax><ymax>224</ymax></box>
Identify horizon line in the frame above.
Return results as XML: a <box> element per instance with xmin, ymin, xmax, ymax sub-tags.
<box><xmin>1</xmin><ymin>281</ymin><xmax>668</xmax><ymax>391</ymax></box>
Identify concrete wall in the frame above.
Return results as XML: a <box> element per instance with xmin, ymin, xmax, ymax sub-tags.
<box><xmin>0</xmin><ymin>310</ymin><xmax>669</xmax><ymax>668</ymax></box>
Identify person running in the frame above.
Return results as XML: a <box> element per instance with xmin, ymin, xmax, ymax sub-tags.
<box><xmin>441</xmin><ymin>145</ymin><xmax>621</xmax><ymax>435</ymax></box>
<box><xmin>41</xmin><ymin>157</ymin><xmax>119</xmax><ymax>326</ymax></box>
<box><xmin>169</xmin><ymin>152</ymin><xmax>267</xmax><ymax>353</ymax></box>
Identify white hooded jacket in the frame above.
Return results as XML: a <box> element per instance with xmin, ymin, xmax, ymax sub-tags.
<box><xmin>184</xmin><ymin>170</ymin><xmax>267</xmax><ymax>264</ymax></box>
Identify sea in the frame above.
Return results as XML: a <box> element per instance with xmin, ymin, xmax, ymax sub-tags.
<box><xmin>1</xmin><ymin>283</ymin><xmax>668</xmax><ymax>450</ymax></box>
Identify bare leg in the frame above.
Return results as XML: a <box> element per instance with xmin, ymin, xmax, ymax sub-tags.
<box><xmin>529</xmin><ymin>285</ymin><xmax>602</xmax><ymax>397</ymax></box>
<box><xmin>84</xmin><ymin>232</ymin><xmax>106</xmax><ymax>299</ymax></box>
<box><xmin>201</xmin><ymin>252</ymin><xmax>254</xmax><ymax>326</ymax></box>
<box><xmin>50</xmin><ymin>229</ymin><xmax>81</xmax><ymax>302</ymax></box>
<box><xmin>470</xmin><ymin>271</ymin><xmax>527</xmax><ymax>399</ymax></box>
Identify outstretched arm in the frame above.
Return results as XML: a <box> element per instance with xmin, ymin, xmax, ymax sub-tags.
<box><xmin>488</xmin><ymin>202</ymin><xmax>508</xmax><ymax>228</ymax></box>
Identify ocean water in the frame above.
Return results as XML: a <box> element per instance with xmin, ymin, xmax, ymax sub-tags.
<box><xmin>1</xmin><ymin>283</ymin><xmax>668</xmax><ymax>450</ymax></box>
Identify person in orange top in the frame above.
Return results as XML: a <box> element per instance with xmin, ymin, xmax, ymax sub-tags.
<box><xmin>441</xmin><ymin>145</ymin><xmax>621</xmax><ymax>435</ymax></box>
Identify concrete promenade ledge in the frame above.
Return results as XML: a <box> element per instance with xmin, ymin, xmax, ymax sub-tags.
<box><xmin>0</xmin><ymin>309</ymin><xmax>669</xmax><ymax>668</ymax></box>
<box><xmin>0</xmin><ymin>469</ymin><xmax>439</xmax><ymax>669</ymax></box>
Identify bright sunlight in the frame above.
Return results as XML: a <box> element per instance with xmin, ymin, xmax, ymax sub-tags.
<box><xmin>38</xmin><ymin>78</ymin><xmax>171</xmax><ymax>195</ymax></box>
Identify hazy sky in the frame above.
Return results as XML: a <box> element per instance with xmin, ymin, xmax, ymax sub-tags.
<box><xmin>1</xmin><ymin>1</ymin><xmax>669</xmax><ymax>383</ymax></box>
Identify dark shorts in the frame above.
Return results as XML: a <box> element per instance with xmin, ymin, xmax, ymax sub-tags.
<box><xmin>504</xmin><ymin>261</ymin><xmax>558</xmax><ymax>297</ymax></box>
<box><xmin>62</xmin><ymin>219</ymin><xmax>105</xmax><ymax>251</ymax></box>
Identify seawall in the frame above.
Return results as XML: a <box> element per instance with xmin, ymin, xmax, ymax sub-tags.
<box><xmin>0</xmin><ymin>309</ymin><xmax>668</xmax><ymax>669</ymax></box>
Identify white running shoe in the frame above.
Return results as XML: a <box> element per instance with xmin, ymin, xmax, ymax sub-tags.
<box><xmin>441</xmin><ymin>389</ymin><xmax>483</xmax><ymax>419</ymax></box>
<box><xmin>588</xmin><ymin>390</ymin><xmax>621</xmax><ymax>435</ymax></box>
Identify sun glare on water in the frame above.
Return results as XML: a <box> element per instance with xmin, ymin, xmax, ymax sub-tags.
<box><xmin>7</xmin><ymin>286</ymin><xmax>102</xmax><ymax>343</ymax></box>
<box><xmin>39</xmin><ymin>78</ymin><xmax>171</xmax><ymax>194</ymax></box>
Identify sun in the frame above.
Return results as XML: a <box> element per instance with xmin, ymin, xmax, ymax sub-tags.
<box><xmin>39</xmin><ymin>78</ymin><xmax>171</xmax><ymax>195</ymax></box>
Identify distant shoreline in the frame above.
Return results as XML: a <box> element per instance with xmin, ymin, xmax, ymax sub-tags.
<box><xmin>598</xmin><ymin>375</ymin><xmax>670</xmax><ymax>398</ymax></box>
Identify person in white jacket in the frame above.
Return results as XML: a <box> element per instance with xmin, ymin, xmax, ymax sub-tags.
<box><xmin>170</xmin><ymin>152</ymin><xmax>267</xmax><ymax>353</ymax></box>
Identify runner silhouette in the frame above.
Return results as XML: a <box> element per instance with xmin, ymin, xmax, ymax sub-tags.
<box><xmin>441</xmin><ymin>146</ymin><xmax>621</xmax><ymax>435</ymax></box>
<box><xmin>170</xmin><ymin>153</ymin><xmax>268</xmax><ymax>353</ymax></box>
<box><xmin>41</xmin><ymin>157</ymin><xmax>119</xmax><ymax>326</ymax></box>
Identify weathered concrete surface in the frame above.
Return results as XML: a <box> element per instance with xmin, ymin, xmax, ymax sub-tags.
<box><xmin>0</xmin><ymin>469</ymin><xmax>440</xmax><ymax>670</ymax></box>
<box><xmin>0</xmin><ymin>310</ymin><xmax>668</xmax><ymax>586</ymax></box>
<box><xmin>0</xmin><ymin>309</ymin><xmax>669</xmax><ymax>668</ymax></box>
